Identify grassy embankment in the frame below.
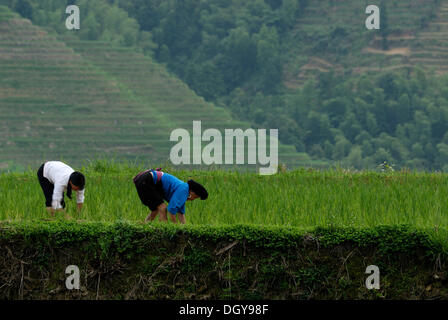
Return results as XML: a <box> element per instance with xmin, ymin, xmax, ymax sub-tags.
<box><xmin>0</xmin><ymin>221</ymin><xmax>447</xmax><ymax>299</ymax></box>
<box><xmin>1</xmin><ymin>163</ymin><xmax>447</xmax><ymax>299</ymax></box>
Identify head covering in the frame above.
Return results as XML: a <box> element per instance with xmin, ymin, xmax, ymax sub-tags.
<box><xmin>187</xmin><ymin>180</ymin><xmax>208</xmax><ymax>200</ymax></box>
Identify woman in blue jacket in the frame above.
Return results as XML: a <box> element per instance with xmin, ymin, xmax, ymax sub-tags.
<box><xmin>133</xmin><ymin>169</ymin><xmax>208</xmax><ymax>224</ymax></box>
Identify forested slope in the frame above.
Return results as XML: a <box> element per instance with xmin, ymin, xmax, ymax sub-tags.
<box><xmin>2</xmin><ymin>0</ymin><xmax>448</xmax><ymax>170</ymax></box>
<box><xmin>0</xmin><ymin>3</ymin><xmax>305</xmax><ymax>171</ymax></box>
<box><xmin>113</xmin><ymin>0</ymin><xmax>448</xmax><ymax>171</ymax></box>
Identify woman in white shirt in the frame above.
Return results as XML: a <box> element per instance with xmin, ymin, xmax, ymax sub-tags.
<box><xmin>37</xmin><ymin>161</ymin><xmax>86</xmax><ymax>217</ymax></box>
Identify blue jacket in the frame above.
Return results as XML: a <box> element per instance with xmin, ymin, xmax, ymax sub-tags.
<box><xmin>159</xmin><ymin>173</ymin><xmax>189</xmax><ymax>215</ymax></box>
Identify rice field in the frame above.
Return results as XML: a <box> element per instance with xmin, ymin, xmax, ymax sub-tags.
<box><xmin>1</xmin><ymin>161</ymin><xmax>447</xmax><ymax>231</ymax></box>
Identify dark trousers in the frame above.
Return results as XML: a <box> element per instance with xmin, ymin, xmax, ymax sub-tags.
<box><xmin>37</xmin><ymin>163</ymin><xmax>65</xmax><ymax>209</ymax></box>
<box><xmin>134</xmin><ymin>171</ymin><xmax>165</xmax><ymax>211</ymax></box>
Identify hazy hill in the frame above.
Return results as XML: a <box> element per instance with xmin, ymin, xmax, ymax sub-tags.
<box><xmin>283</xmin><ymin>0</ymin><xmax>440</xmax><ymax>87</ymax></box>
<box><xmin>0</xmin><ymin>5</ymin><xmax>309</xmax><ymax>171</ymax></box>
<box><xmin>2</xmin><ymin>0</ymin><xmax>448</xmax><ymax>171</ymax></box>
<box><xmin>107</xmin><ymin>0</ymin><xmax>448</xmax><ymax>171</ymax></box>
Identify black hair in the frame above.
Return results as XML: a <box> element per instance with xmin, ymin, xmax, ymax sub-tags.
<box><xmin>69</xmin><ymin>171</ymin><xmax>85</xmax><ymax>190</ymax></box>
<box><xmin>187</xmin><ymin>180</ymin><xmax>208</xmax><ymax>200</ymax></box>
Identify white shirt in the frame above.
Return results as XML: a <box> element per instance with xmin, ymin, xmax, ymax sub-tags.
<box><xmin>43</xmin><ymin>161</ymin><xmax>85</xmax><ymax>210</ymax></box>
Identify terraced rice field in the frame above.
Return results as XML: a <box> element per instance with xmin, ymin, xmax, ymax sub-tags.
<box><xmin>0</xmin><ymin>6</ymin><xmax>306</xmax><ymax>171</ymax></box>
<box><xmin>284</xmin><ymin>0</ymin><xmax>439</xmax><ymax>87</ymax></box>
<box><xmin>0</xmin><ymin>163</ymin><xmax>447</xmax><ymax>234</ymax></box>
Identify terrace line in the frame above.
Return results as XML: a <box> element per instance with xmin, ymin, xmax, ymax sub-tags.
<box><xmin>170</xmin><ymin>121</ymin><xmax>278</xmax><ymax>175</ymax></box>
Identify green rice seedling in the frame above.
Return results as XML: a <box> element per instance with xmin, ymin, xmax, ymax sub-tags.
<box><xmin>0</xmin><ymin>162</ymin><xmax>447</xmax><ymax>232</ymax></box>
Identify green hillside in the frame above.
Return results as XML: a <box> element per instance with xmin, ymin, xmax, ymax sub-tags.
<box><xmin>284</xmin><ymin>0</ymin><xmax>439</xmax><ymax>87</ymax></box>
<box><xmin>109</xmin><ymin>0</ymin><xmax>448</xmax><ymax>171</ymax></box>
<box><xmin>0</xmin><ymin>5</ymin><xmax>308</xmax><ymax>171</ymax></box>
<box><xmin>2</xmin><ymin>0</ymin><xmax>448</xmax><ymax>171</ymax></box>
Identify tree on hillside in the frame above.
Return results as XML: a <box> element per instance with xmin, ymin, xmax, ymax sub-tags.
<box><xmin>155</xmin><ymin>0</ymin><xmax>201</xmax><ymax>63</ymax></box>
<box><xmin>256</xmin><ymin>25</ymin><xmax>282</xmax><ymax>92</ymax></box>
<box><xmin>280</xmin><ymin>0</ymin><xmax>299</xmax><ymax>29</ymax></box>
<box><xmin>222</xmin><ymin>27</ymin><xmax>256</xmax><ymax>86</ymax></box>
<box><xmin>14</xmin><ymin>0</ymin><xmax>33</xmax><ymax>19</ymax></box>
<box><xmin>380</xmin><ymin>1</ymin><xmax>389</xmax><ymax>50</ymax></box>
<box><xmin>79</xmin><ymin>12</ymin><xmax>101</xmax><ymax>40</ymax></box>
